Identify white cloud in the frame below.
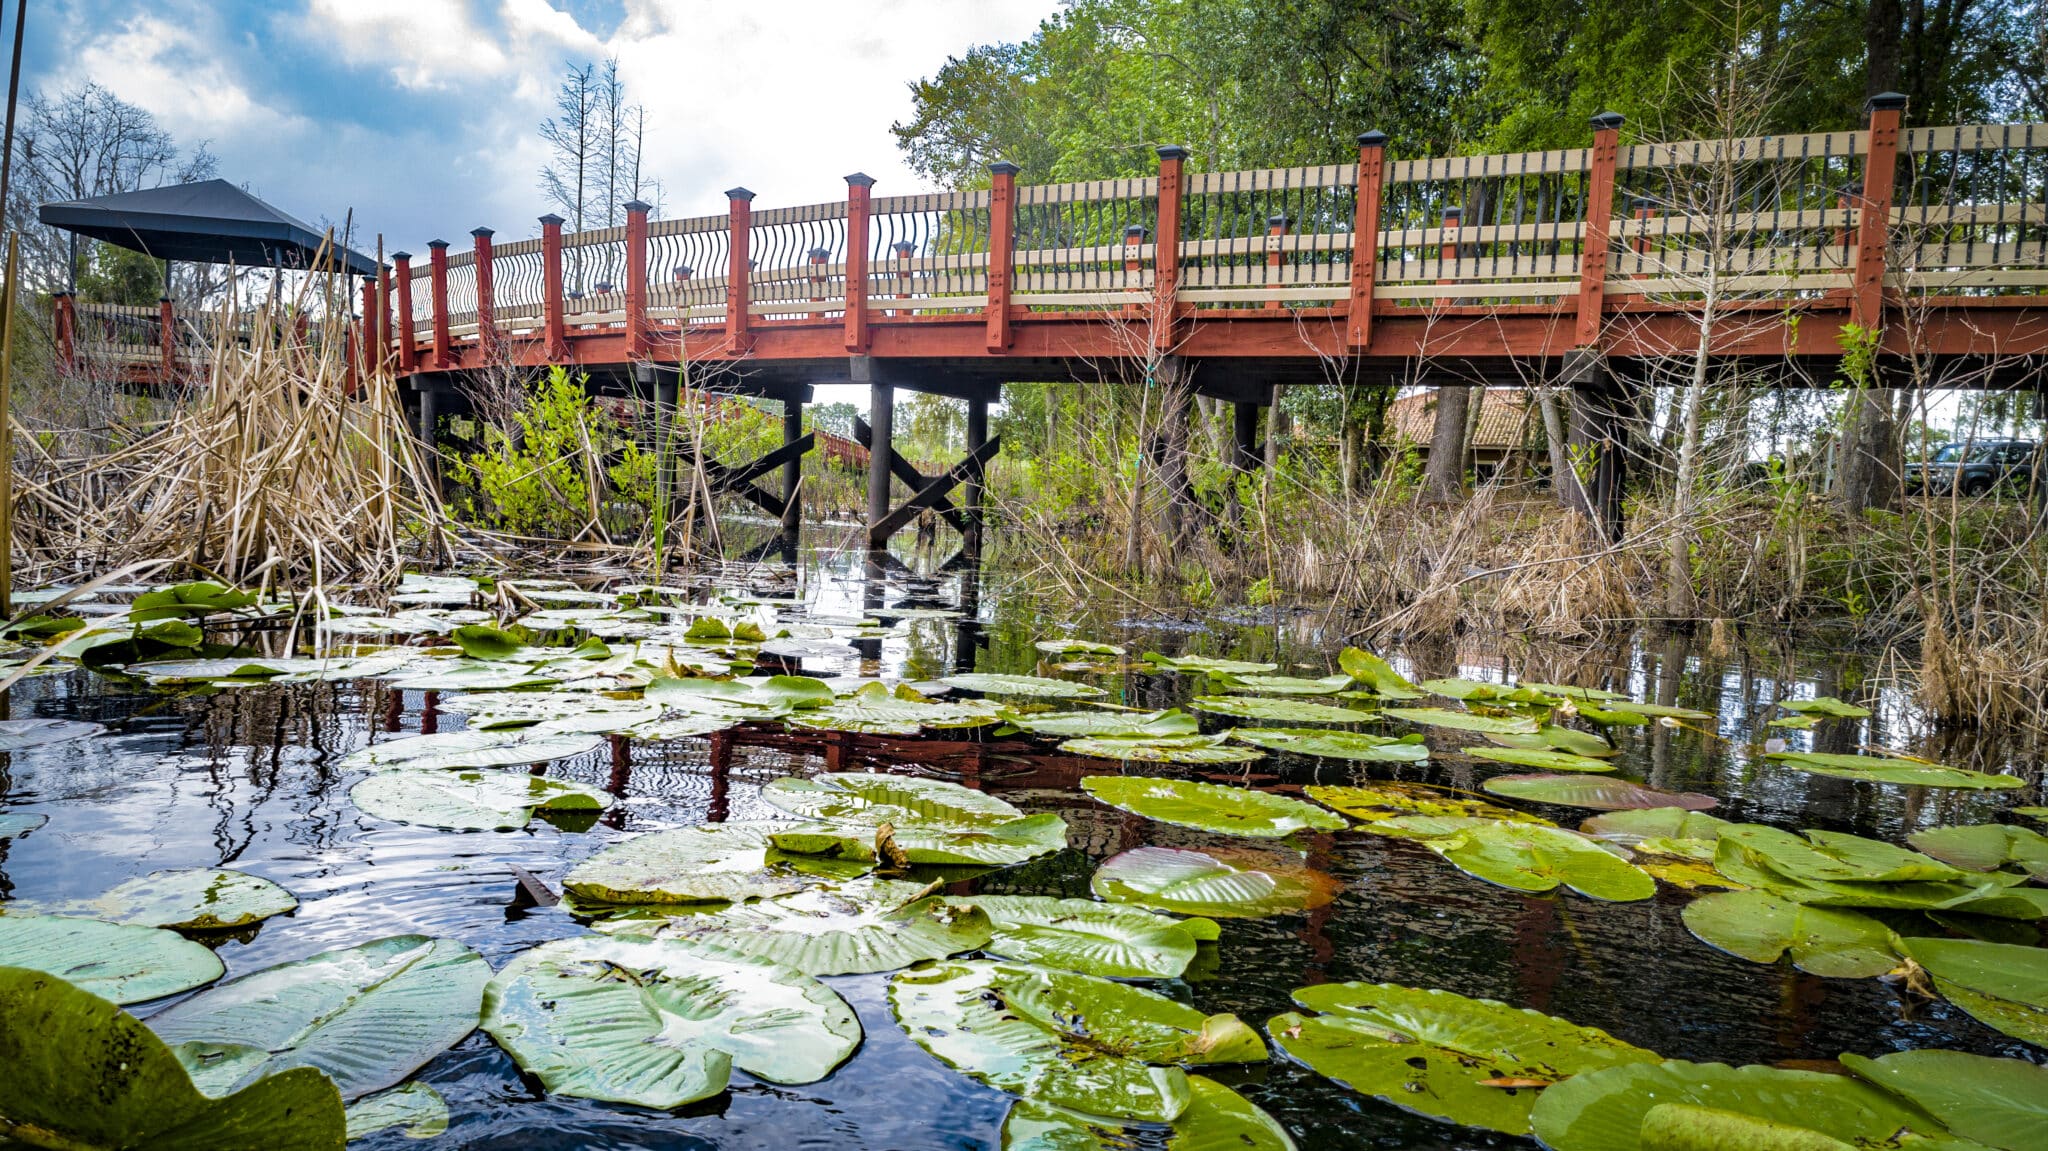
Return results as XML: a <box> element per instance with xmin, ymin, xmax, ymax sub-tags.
<box><xmin>74</xmin><ymin>12</ymin><xmax>311</xmax><ymax>141</ymax></box>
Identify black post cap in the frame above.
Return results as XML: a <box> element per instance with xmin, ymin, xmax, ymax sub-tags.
<box><xmin>809</xmin><ymin>247</ymin><xmax>830</xmax><ymax>261</ymax></box>
<box><xmin>674</xmin><ymin>265</ymin><xmax>694</xmax><ymax>278</ymax></box>
<box><xmin>845</xmin><ymin>172</ymin><xmax>877</xmax><ymax>188</ymax></box>
<box><xmin>726</xmin><ymin>187</ymin><xmax>756</xmax><ymax>202</ymax></box>
<box><xmin>623</xmin><ymin>199</ymin><xmax>652</xmax><ymax>213</ymax></box>
<box><xmin>1441</xmin><ymin>206</ymin><xmax>1463</xmax><ymax>219</ymax></box>
<box><xmin>391</xmin><ymin>251</ymin><xmax>413</xmax><ymax>261</ymax></box>
<box><xmin>594</xmin><ymin>282</ymin><xmax>613</xmax><ymax>294</ymax></box>
<box><xmin>892</xmin><ymin>241</ymin><xmax>917</xmax><ymax>255</ymax></box>
<box><xmin>987</xmin><ymin>160</ymin><xmax>1021</xmax><ymax>177</ymax></box>
<box><xmin>538</xmin><ymin>214</ymin><xmax>564</xmax><ymax>227</ymax></box>
<box><xmin>427</xmin><ymin>238</ymin><xmax>450</xmax><ymax>250</ymax></box>
<box><xmin>470</xmin><ymin>226</ymin><xmax>494</xmax><ymax>239</ymax></box>
<box><xmin>1357</xmin><ymin>130</ymin><xmax>1389</xmax><ymax>148</ymax></box>
<box><xmin>1589</xmin><ymin>111</ymin><xmax>1625</xmax><ymax>130</ymax></box>
<box><xmin>1267</xmin><ymin>213</ymin><xmax>1291</xmax><ymax>228</ymax></box>
<box><xmin>1631</xmin><ymin>197</ymin><xmax>1655</xmax><ymax>211</ymax></box>
<box><xmin>1866</xmin><ymin>91</ymin><xmax>1908</xmax><ymax>111</ymax></box>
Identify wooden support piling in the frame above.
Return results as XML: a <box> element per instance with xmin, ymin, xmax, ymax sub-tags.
<box><xmin>781</xmin><ymin>398</ymin><xmax>804</xmax><ymax>537</ymax></box>
<box><xmin>864</xmin><ymin>377</ymin><xmax>893</xmax><ymax>548</ymax></box>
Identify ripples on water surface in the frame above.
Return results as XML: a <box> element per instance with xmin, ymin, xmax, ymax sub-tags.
<box><xmin>0</xmin><ymin>544</ymin><xmax>2041</xmax><ymax>1149</ymax></box>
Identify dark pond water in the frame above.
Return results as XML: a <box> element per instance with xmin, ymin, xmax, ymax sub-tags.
<box><xmin>0</xmin><ymin>537</ymin><xmax>2042</xmax><ymax>1149</ymax></box>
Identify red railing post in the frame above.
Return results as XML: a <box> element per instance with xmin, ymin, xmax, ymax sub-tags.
<box><xmin>1347</xmin><ymin>130</ymin><xmax>1387</xmax><ymax>350</ymax></box>
<box><xmin>1265</xmin><ymin>212</ymin><xmax>1289</xmax><ymax>310</ymax></box>
<box><xmin>377</xmin><ymin>265</ymin><xmax>393</xmax><ymax>368</ymax></box>
<box><xmin>1852</xmin><ymin>93</ymin><xmax>1907</xmax><ymax>331</ymax></box>
<box><xmin>1152</xmin><ymin>145</ymin><xmax>1187</xmax><ymax>351</ymax></box>
<box><xmin>623</xmin><ymin>200</ymin><xmax>650</xmax><ymax>358</ymax></box>
<box><xmin>725</xmin><ymin>187</ymin><xmax>754</xmax><ymax>354</ymax></box>
<box><xmin>539</xmin><ymin>214</ymin><xmax>568</xmax><ymax>361</ymax></box>
<box><xmin>392</xmin><ymin>252</ymin><xmax>417</xmax><ymax>372</ymax></box>
<box><xmin>845</xmin><ymin>173</ymin><xmax>874</xmax><ymax>351</ymax></box>
<box><xmin>52</xmin><ymin>291</ymin><xmax>74</xmax><ymax>373</ymax></box>
<box><xmin>471</xmin><ymin>227</ymin><xmax>496</xmax><ymax>355</ymax></box>
<box><xmin>158</xmin><ymin>295</ymin><xmax>176</xmax><ymax>384</ymax></box>
<box><xmin>1438</xmin><ymin>205</ymin><xmax>1462</xmax><ymax>284</ymax></box>
<box><xmin>1573</xmin><ymin>111</ymin><xmax>1624</xmax><ymax>348</ymax></box>
<box><xmin>891</xmin><ymin>241</ymin><xmax>915</xmax><ymax>316</ymax></box>
<box><xmin>428</xmin><ymin>239</ymin><xmax>452</xmax><ymax>368</ymax></box>
<box><xmin>1122</xmin><ymin>224</ymin><xmax>1147</xmax><ymax>321</ymax></box>
<box><xmin>984</xmin><ymin>161</ymin><xmax>1018</xmax><ymax>353</ymax></box>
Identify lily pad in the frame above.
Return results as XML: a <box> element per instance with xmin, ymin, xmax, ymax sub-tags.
<box><xmin>1463</xmin><ymin>747</ymin><xmax>1617</xmax><ymax>772</ymax></box>
<box><xmin>785</xmin><ymin>683</ymin><xmax>1002</xmax><ymax>735</ymax></box>
<box><xmin>1000</xmin><ymin>1076</ymin><xmax>1295</xmax><ymax>1150</ymax></box>
<box><xmin>1224</xmin><ymin>674</ymin><xmax>1354</xmax><ymax>696</ymax></box>
<box><xmin>1485</xmin><ymin>724</ymin><xmax>1618</xmax><ymax>758</ymax></box>
<box><xmin>1589</xmin><ymin>701</ymin><xmax>1714</xmax><ymax>721</ymax></box>
<box><xmin>1228</xmin><ymin>728</ymin><xmax>1429</xmax><ymax>762</ymax></box>
<box><xmin>1779</xmin><ymin>696</ymin><xmax>1871</xmax><ymax>718</ymax></box>
<box><xmin>0</xmin><ymin>914</ymin><xmax>224</xmax><ymax>1004</ymax></box>
<box><xmin>1092</xmin><ymin>846</ymin><xmax>1340</xmax><ymax>919</ymax></box>
<box><xmin>1680</xmin><ymin>891</ymin><xmax>1898</xmax><ymax>978</ymax></box>
<box><xmin>1188</xmin><ymin>696</ymin><xmax>1365</xmax><ymax>724</ymax></box>
<box><xmin>1837</xmin><ymin>1049</ymin><xmax>2048</xmax><ymax>1151</ymax></box>
<box><xmin>962</xmin><ymin>896</ymin><xmax>1215</xmax><ymax>979</ymax></box>
<box><xmin>1481</xmin><ymin>774</ymin><xmax>1718</xmax><ymax>811</ymax></box>
<box><xmin>1721</xmin><ymin>825</ymin><xmax>1972</xmax><ymax>885</ymax></box>
<box><xmin>1385</xmin><ymin>707</ymin><xmax>1540</xmax><ymax>735</ymax></box>
<box><xmin>1337</xmin><ymin>648</ymin><xmax>1422</xmax><ymax>698</ymax></box>
<box><xmin>1269</xmin><ymin>982</ymin><xmax>1659</xmax><ymax>1135</ymax></box>
<box><xmin>1080</xmin><ymin>777</ymin><xmax>1346</xmax><ymax>838</ymax></box>
<box><xmin>150</xmin><ymin>935</ymin><xmax>489</xmax><ymax>1101</ymax></box>
<box><xmin>1713</xmin><ymin>838</ymin><xmax>2048</xmax><ymax>918</ymax></box>
<box><xmin>565</xmin><ymin>822</ymin><xmax>838</xmax><ymax>904</ymax></box>
<box><xmin>345</xmin><ymin>1083</ymin><xmax>449</xmax><ymax>1141</ymax></box>
<box><xmin>1007</xmin><ymin>709</ymin><xmax>1200</xmax><ymax>739</ymax></box>
<box><xmin>0</xmin><ymin>965</ymin><xmax>346</xmax><ymax>1150</ymax></box>
<box><xmin>341</xmin><ymin>730</ymin><xmax>603</xmax><ymax>772</ymax></box>
<box><xmin>1517</xmin><ymin>682</ymin><xmax>1629</xmax><ymax>701</ymax></box>
<box><xmin>1429</xmin><ymin>823</ymin><xmax>1657</xmax><ymax>902</ymax></box>
<box><xmin>1034</xmin><ymin>639</ymin><xmax>1126</xmax><ymax>657</ymax></box>
<box><xmin>1896</xmin><ymin>937</ymin><xmax>2048</xmax><ymax>1048</ymax></box>
<box><xmin>1764</xmin><ymin>751</ymin><xmax>2025</xmax><ymax>791</ymax></box>
<box><xmin>43</xmin><ymin>869</ymin><xmax>297</xmax><ymax>931</ymax></box>
<box><xmin>762</xmin><ymin>771</ymin><xmax>1025</xmax><ymax>831</ymax></box>
<box><xmin>1908</xmin><ymin>823</ymin><xmax>2048</xmax><ymax>881</ymax></box>
<box><xmin>384</xmin><ymin>662</ymin><xmax>561</xmax><ymax>691</ymax></box>
<box><xmin>0</xmin><ymin>718</ymin><xmax>106</xmax><ymax>751</ymax></box>
<box><xmin>941</xmin><ymin>672</ymin><xmax>1107</xmax><ymax>699</ymax></box>
<box><xmin>482</xmin><ymin>934</ymin><xmax>860</xmax><ymax>1109</ymax></box>
<box><xmin>771</xmin><ymin>813</ymin><xmax>1068</xmax><ymax>867</ymax></box>
<box><xmin>1061</xmin><ymin>733</ymin><xmax>1265</xmax><ymax>764</ymax></box>
<box><xmin>1528</xmin><ymin>1059</ymin><xmax>1964</xmax><ymax>1151</ymax></box>
<box><xmin>651</xmin><ymin>878</ymin><xmax>993</xmax><ymax>975</ymax></box>
<box><xmin>351</xmin><ymin>769</ymin><xmax>611</xmax><ymax>831</ymax></box>
<box><xmin>1306</xmin><ymin>782</ymin><xmax>1550</xmax><ymax>828</ymax></box>
<box><xmin>889</xmin><ymin>961</ymin><xmax>1264</xmax><ymax>1123</ymax></box>
<box><xmin>1578</xmin><ymin>808</ymin><xmax>1731</xmax><ymax>847</ymax></box>
<box><xmin>1143</xmin><ymin>654</ymin><xmax>1279</xmax><ymax>676</ymax></box>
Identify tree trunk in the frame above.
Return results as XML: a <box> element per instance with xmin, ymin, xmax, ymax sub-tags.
<box><xmin>1838</xmin><ymin>387</ymin><xmax>1900</xmax><ymax>514</ymax></box>
<box><xmin>1668</xmin><ymin>318</ymin><xmax>1712</xmax><ymax>621</ymax></box>
<box><xmin>1540</xmin><ymin>388</ymin><xmax>1586</xmax><ymax>514</ymax></box>
<box><xmin>1865</xmin><ymin>0</ymin><xmax>1904</xmax><ymax>98</ymax></box>
<box><xmin>1422</xmin><ymin>382</ymin><xmax>1471</xmax><ymax>502</ymax></box>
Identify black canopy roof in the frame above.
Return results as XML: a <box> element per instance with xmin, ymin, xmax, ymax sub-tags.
<box><xmin>39</xmin><ymin>179</ymin><xmax>380</xmax><ymax>278</ymax></box>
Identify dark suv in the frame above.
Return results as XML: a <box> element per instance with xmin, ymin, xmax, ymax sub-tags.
<box><xmin>1904</xmin><ymin>439</ymin><xmax>2041</xmax><ymax>496</ymax></box>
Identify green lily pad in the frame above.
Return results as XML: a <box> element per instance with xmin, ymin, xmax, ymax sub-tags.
<box><xmin>1080</xmin><ymin>776</ymin><xmax>1346</xmax><ymax>838</ymax></box>
<box><xmin>131</xmin><ymin>580</ymin><xmax>260</xmax><ymax>621</ymax></box>
<box><xmin>1578</xmin><ymin>808</ymin><xmax>1731</xmax><ymax>847</ymax></box>
<box><xmin>0</xmin><ymin>914</ymin><xmax>224</xmax><ymax>1004</ymax></box>
<box><xmin>1517</xmin><ymin>682</ymin><xmax>1629</xmax><ymax>701</ymax></box>
<box><xmin>1000</xmin><ymin>1076</ymin><xmax>1294</xmax><ymax>1150</ymax></box>
<box><xmin>1385</xmin><ymin>707</ymin><xmax>1541</xmax><ymax>735</ymax></box>
<box><xmin>771</xmin><ymin>813</ymin><xmax>1068</xmax><ymax>867</ymax></box>
<box><xmin>1680</xmin><ymin>890</ymin><xmax>1898</xmax><ymax>978</ymax></box>
<box><xmin>1006</xmin><ymin>709</ymin><xmax>1200</xmax><ymax>738</ymax></box>
<box><xmin>1307</xmin><ymin>782</ymin><xmax>1551</xmax><ymax>828</ymax></box>
<box><xmin>448</xmin><ymin>693</ymin><xmax>661</xmax><ymax>733</ymax></box>
<box><xmin>889</xmin><ymin>961</ymin><xmax>1264</xmax><ymax>1123</ymax></box>
<box><xmin>1485</xmin><ymin>724</ymin><xmax>1618</xmax><ymax>758</ymax></box>
<box><xmin>785</xmin><ymin>683</ymin><xmax>1002</xmax><ymax>735</ymax></box>
<box><xmin>351</xmin><ymin>769</ymin><xmax>611</xmax><ymax>831</ymax></box>
<box><xmin>1837</xmin><ymin>1049</ymin><xmax>2048</xmax><ymax>1151</ymax></box>
<box><xmin>1529</xmin><ymin>1059</ymin><xmax>1966</xmax><ymax>1151</ymax></box>
<box><xmin>1779</xmin><ymin>697</ymin><xmax>1871</xmax><ymax>718</ymax></box>
<box><xmin>1337</xmin><ymin>648</ymin><xmax>1422</xmax><ymax>698</ymax></box>
<box><xmin>1188</xmin><ymin>696</ymin><xmax>1365</xmax><ymax>724</ymax></box>
<box><xmin>1034</xmin><ymin>639</ymin><xmax>1126</xmax><ymax>657</ymax></box>
<box><xmin>40</xmin><ymin>869</ymin><xmax>297</xmax><ymax>931</ymax></box>
<box><xmin>1713</xmin><ymin>838</ymin><xmax>2048</xmax><ymax>918</ymax></box>
<box><xmin>1092</xmin><ymin>846</ymin><xmax>1341</xmax><ymax>919</ymax></box>
<box><xmin>1767</xmin><ymin>715</ymin><xmax>1820</xmax><ymax>730</ymax></box>
<box><xmin>565</xmin><ymin>822</ymin><xmax>839</xmax><ymax>904</ymax></box>
<box><xmin>150</xmin><ymin>935</ymin><xmax>489</xmax><ymax>1101</ymax></box>
<box><xmin>1269</xmin><ymin>982</ymin><xmax>1659</xmax><ymax>1135</ymax></box>
<box><xmin>1481</xmin><ymin>774</ymin><xmax>1718</xmax><ymax>811</ymax></box>
<box><xmin>1228</xmin><ymin>728</ymin><xmax>1428</xmax><ymax>762</ymax></box>
<box><xmin>1463</xmin><ymin>747</ymin><xmax>1617</xmax><ymax>772</ymax></box>
<box><xmin>961</xmin><ymin>896</ymin><xmax>1215</xmax><ymax>979</ymax></box>
<box><xmin>761</xmin><ymin>771</ymin><xmax>1024</xmax><ymax>831</ymax></box>
<box><xmin>0</xmin><ymin>965</ymin><xmax>345</xmax><ymax>1150</ymax></box>
<box><xmin>344</xmin><ymin>1083</ymin><xmax>449</xmax><ymax>1141</ymax></box>
<box><xmin>2018</xmin><ymin>808</ymin><xmax>2048</xmax><ymax>824</ymax></box>
<box><xmin>1896</xmin><ymin>936</ymin><xmax>2048</xmax><ymax>1048</ymax></box>
<box><xmin>941</xmin><ymin>673</ymin><xmax>1107</xmax><ymax>699</ymax></box>
<box><xmin>649</xmin><ymin>878</ymin><xmax>993</xmax><ymax>975</ymax></box>
<box><xmin>341</xmin><ymin>730</ymin><xmax>603</xmax><ymax>772</ymax></box>
<box><xmin>1429</xmin><ymin>823</ymin><xmax>1657</xmax><ymax>901</ymax></box>
<box><xmin>1588</xmin><ymin>701</ymin><xmax>1714</xmax><ymax>721</ymax></box>
<box><xmin>0</xmin><ymin>718</ymin><xmax>106</xmax><ymax>751</ymax></box>
<box><xmin>483</xmin><ymin>934</ymin><xmax>861</xmax><ymax>1109</ymax></box>
<box><xmin>645</xmin><ymin>674</ymin><xmax>833</xmax><ymax>715</ymax></box>
<box><xmin>1764</xmin><ymin>751</ymin><xmax>2025</xmax><ymax>790</ymax></box>
<box><xmin>1061</xmin><ymin>733</ymin><xmax>1266</xmax><ymax>764</ymax></box>
<box><xmin>1224</xmin><ymin>674</ymin><xmax>1354</xmax><ymax>696</ymax></box>
<box><xmin>384</xmin><ymin>662</ymin><xmax>561</xmax><ymax>691</ymax></box>
<box><xmin>1143</xmin><ymin>654</ymin><xmax>1279</xmax><ymax>676</ymax></box>
<box><xmin>1721</xmin><ymin>825</ymin><xmax>1976</xmax><ymax>885</ymax></box>
<box><xmin>1908</xmin><ymin>824</ymin><xmax>2048</xmax><ymax>881</ymax></box>
<box><xmin>449</xmin><ymin>624</ymin><xmax>527</xmax><ymax>660</ymax></box>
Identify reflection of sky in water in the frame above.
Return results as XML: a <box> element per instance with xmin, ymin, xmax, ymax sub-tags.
<box><xmin>0</xmin><ymin>538</ymin><xmax>2038</xmax><ymax>1148</ymax></box>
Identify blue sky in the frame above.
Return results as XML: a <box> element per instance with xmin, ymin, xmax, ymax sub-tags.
<box><xmin>25</xmin><ymin>0</ymin><xmax>1058</xmax><ymax>256</ymax></box>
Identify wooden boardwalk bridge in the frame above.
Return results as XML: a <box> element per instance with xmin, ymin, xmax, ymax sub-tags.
<box><xmin>52</xmin><ymin>99</ymin><xmax>2048</xmax><ymax>544</ymax></box>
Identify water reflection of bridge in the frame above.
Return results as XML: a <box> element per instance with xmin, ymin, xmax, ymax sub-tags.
<box><xmin>58</xmin><ymin>100</ymin><xmax>2048</xmax><ymax>542</ymax></box>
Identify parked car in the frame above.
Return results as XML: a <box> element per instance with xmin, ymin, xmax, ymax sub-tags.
<box><xmin>1904</xmin><ymin>439</ymin><xmax>2041</xmax><ymax>496</ymax></box>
